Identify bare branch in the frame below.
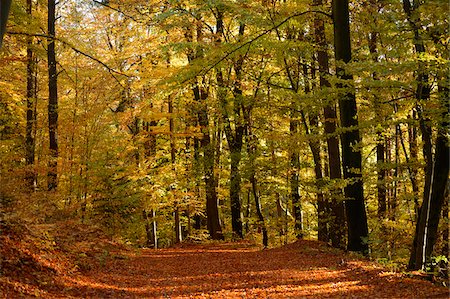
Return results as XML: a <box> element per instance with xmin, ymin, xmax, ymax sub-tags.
<box><xmin>92</xmin><ymin>0</ymin><xmax>140</xmax><ymax>23</ymax></box>
<box><xmin>7</xmin><ymin>31</ymin><xmax>128</xmax><ymax>86</ymax></box>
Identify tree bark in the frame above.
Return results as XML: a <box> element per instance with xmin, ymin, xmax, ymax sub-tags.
<box><xmin>409</xmin><ymin>74</ymin><xmax>450</xmax><ymax>270</ymax></box>
<box><xmin>185</xmin><ymin>21</ymin><xmax>223</xmax><ymax>240</ymax></box>
<box><xmin>47</xmin><ymin>0</ymin><xmax>58</xmax><ymax>191</ymax></box>
<box><xmin>332</xmin><ymin>0</ymin><xmax>369</xmax><ymax>254</ymax></box>
<box><xmin>168</xmin><ymin>96</ymin><xmax>182</xmax><ymax>244</ymax></box>
<box><xmin>244</xmin><ymin>108</ymin><xmax>268</xmax><ymax>247</ymax></box>
<box><xmin>0</xmin><ymin>0</ymin><xmax>12</xmax><ymax>47</ymax></box>
<box><xmin>193</xmin><ymin>82</ymin><xmax>223</xmax><ymax>240</ymax></box>
<box><xmin>366</xmin><ymin>1</ymin><xmax>387</xmax><ymax>220</ymax></box>
<box><xmin>314</xmin><ymin>0</ymin><xmax>345</xmax><ymax>248</ymax></box>
<box><xmin>402</xmin><ymin>0</ymin><xmax>449</xmax><ymax>270</ymax></box>
<box><xmin>26</xmin><ymin>0</ymin><xmax>37</xmax><ymax>190</ymax></box>
<box><xmin>216</xmin><ymin>15</ymin><xmax>244</xmax><ymax>239</ymax></box>
<box><xmin>290</xmin><ymin>108</ymin><xmax>303</xmax><ymax>239</ymax></box>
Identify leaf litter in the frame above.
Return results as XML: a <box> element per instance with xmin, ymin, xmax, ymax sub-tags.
<box><xmin>1</xmin><ymin>221</ymin><xmax>448</xmax><ymax>298</ymax></box>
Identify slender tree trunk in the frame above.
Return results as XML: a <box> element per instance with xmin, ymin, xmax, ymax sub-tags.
<box><xmin>143</xmin><ymin>102</ymin><xmax>158</xmax><ymax>248</ymax></box>
<box><xmin>25</xmin><ymin>0</ymin><xmax>37</xmax><ymax>190</ymax></box>
<box><xmin>402</xmin><ymin>0</ymin><xmax>448</xmax><ymax>270</ymax></box>
<box><xmin>409</xmin><ymin>75</ymin><xmax>450</xmax><ymax>270</ymax></box>
<box><xmin>443</xmin><ymin>194</ymin><xmax>449</xmax><ymax>259</ymax></box>
<box><xmin>185</xmin><ymin>21</ymin><xmax>223</xmax><ymax>240</ymax></box>
<box><xmin>47</xmin><ymin>0</ymin><xmax>58</xmax><ymax>191</ymax></box>
<box><xmin>215</xmin><ymin>16</ymin><xmax>245</xmax><ymax>239</ymax></box>
<box><xmin>303</xmin><ymin>109</ymin><xmax>327</xmax><ymax>242</ymax></box>
<box><xmin>217</xmin><ymin>66</ymin><xmax>244</xmax><ymax>238</ymax></box>
<box><xmin>192</xmin><ymin>136</ymin><xmax>203</xmax><ymax>230</ymax></box>
<box><xmin>366</xmin><ymin>3</ymin><xmax>387</xmax><ymax>220</ymax></box>
<box><xmin>168</xmin><ymin>96</ymin><xmax>182</xmax><ymax>243</ymax></box>
<box><xmin>143</xmin><ymin>210</ymin><xmax>157</xmax><ymax>248</ymax></box>
<box><xmin>333</xmin><ymin>0</ymin><xmax>369</xmax><ymax>254</ymax></box>
<box><xmin>244</xmin><ymin>189</ymin><xmax>251</xmax><ymax>234</ymax></box>
<box><xmin>194</xmin><ymin>83</ymin><xmax>223</xmax><ymax>240</ymax></box>
<box><xmin>408</xmin><ymin>112</ymin><xmax>420</xmax><ymax>219</ymax></box>
<box><xmin>307</xmin><ymin>57</ymin><xmax>328</xmax><ymax>243</ymax></box>
<box><xmin>290</xmin><ymin>108</ymin><xmax>303</xmax><ymax>239</ymax></box>
<box><xmin>244</xmin><ymin>108</ymin><xmax>268</xmax><ymax>247</ymax></box>
<box><xmin>314</xmin><ymin>0</ymin><xmax>345</xmax><ymax>248</ymax></box>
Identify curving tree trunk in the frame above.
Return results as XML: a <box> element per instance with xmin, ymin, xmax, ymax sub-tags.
<box><xmin>402</xmin><ymin>0</ymin><xmax>449</xmax><ymax>271</ymax></box>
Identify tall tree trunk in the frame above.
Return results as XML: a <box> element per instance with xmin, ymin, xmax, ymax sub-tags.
<box><xmin>409</xmin><ymin>74</ymin><xmax>450</xmax><ymax>270</ymax></box>
<box><xmin>194</xmin><ymin>83</ymin><xmax>223</xmax><ymax>240</ymax></box>
<box><xmin>290</xmin><ymin>107</ymin><xmax>303</xmax><ymax>239</ymax></box>
<box><xmin>25</xmin><ymin>0</ymin><xmax>37</xmax><ymax>190</ymax></box>
<box><xmin>302</xmin><ymin>107</ymin><xmax>326</xmax><ymax>242</ymax></box>
<box><xmin>314</xmin><ymin>0</ymin><xmax>345</xmax><ymax>248</ymax></box>
<box><xmin>47</xmin><ymin>0</ymin><xmax>58</xmax><ymax>191</ymax></box>
<box><xmin>244</xmin><ymin>108</ymin><xmax>268</xmax><ymax>247</ymax></box>
<box><xmin>333</xmin><ymin>0</ymin><xmax>369</xmax><ymax>254</ymax></box>
<box><xmin>0</xmin><ymin>0</ymin><xmax>12</xmax><ymax>47</ymax></box>
<box><xmin>168</xmin><ymin>96</ymin><xmax>182</xmax><ymax>244</ymax></box>
<box><xmin>402</xmin><ymin>0</ymin><xmax>448</xmax><ymax>270</ymax></box>
<box><xmin>217</xmin><ymin>67</ymin><xmax>244</xmax><ymax>238</ymax></box>
<box><xmin>442</xmin><ymin>193</ymin><xmax>449</xmax><ymax>260</ymax></box>
<box><xmin>408</xmin><ymin>112</ymin><xmax>420</xmax><ymax>219</ymax></box>
<box><xmin>366</xmin><ymin>1</ymin><xmax>387</xmax><ymax>220</ymax></box>
<box><xmin>307</xmin><ymin>57</ymin><xmax>327</xmax><ymax>244</ymax></box>
<box><xmin>143</xmin><ymin>115</ymin><xmax>158</xmax><ymax>248</ymax></box>
<box><xmin>215</xmin><ymin>14</ymin><xmax>244</xmax><ymax>239</ymax></box>
<box><xmin>185</xmin><ymin>20</ymin><xmax>223</xmax><ymax>240</ymax></box>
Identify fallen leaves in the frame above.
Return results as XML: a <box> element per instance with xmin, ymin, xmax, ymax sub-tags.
<box><xmin>1</xmin><ymin>222</ymin><xmax>448</xmax><ymax>298</ymax></box>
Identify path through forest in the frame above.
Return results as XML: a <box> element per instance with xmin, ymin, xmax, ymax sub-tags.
<box><xmin>17</xmin><ymin>240</ymin><xmax>447</xmax><ymax>298</ymax></box>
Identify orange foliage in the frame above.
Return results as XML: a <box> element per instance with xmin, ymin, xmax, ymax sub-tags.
<box><xmin>1</xmin><ymin>224</ymin><xmax>448</xmax><ymax>298</ymax></box>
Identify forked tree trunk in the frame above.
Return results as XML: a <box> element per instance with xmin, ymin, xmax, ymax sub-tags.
<box><xmin>194</xmin><ymin>83</ymin><xmax>223</xmax><ymax>240</ymax></box>
<box><xmin>409</xmin><ymin>75</ymin><xmax>450</xmax><ymax>270</ymax></box>
<box><xmin>314</xmin><ymin>0</ymin><xmax>345</xmax><ymax>248</ymax></box>
<box><xmin>402</xmin><ymin>0</ymin><xmax>449</xmax><ymax>270</ymax></box>
<box><xmin>216</xmin><ymin>14</ymin><xmax>244</xmax><ymax>239</ymax></box>
<box><xmin>185</xmin><ymin>22</ymin><xmax>223</xmax><ymax>240</ymax></box>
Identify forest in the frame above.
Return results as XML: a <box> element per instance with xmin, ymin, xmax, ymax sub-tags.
<box><xmin>0</xmin><ymin>0</ymin><xmax>449</xmax><ymax>297</ymax></box>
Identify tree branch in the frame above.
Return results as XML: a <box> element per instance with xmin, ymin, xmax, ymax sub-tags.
<box><xmin>92</xmin><ymin>0</ymin><xmax>140</xmax><ymax>23</ymax></box>
<box><xmin>190</xmin><ymin>10</ymin><xmax>331</xmax><ymax>81</ymax></box>
<box><xmin>7</xmin><ymin>31</ymin><xmax>128</xmax><ymax>86</ymax></box>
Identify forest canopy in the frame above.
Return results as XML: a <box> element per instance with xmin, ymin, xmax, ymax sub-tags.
<box><xmin>0</xmin><ymin>0</ymin><xmax>448</xmax><ymax>274</ymax></box>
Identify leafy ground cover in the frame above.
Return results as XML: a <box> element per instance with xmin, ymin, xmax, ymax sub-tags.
<box><xmin>1</xmin><ymin>221</ymin><xmax>448</xmax><ymax>298</ymax></box>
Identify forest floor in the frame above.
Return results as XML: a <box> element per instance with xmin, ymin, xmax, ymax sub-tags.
<box><xmin>1</xmin><ymin>220</ymin><xmax>449</xmax><ymax>298</ymax></box>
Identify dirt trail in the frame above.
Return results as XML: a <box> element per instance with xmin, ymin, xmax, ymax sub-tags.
<box><xmin>11</xmin><ymin>240</ymin><xmax>444</xmax><ymax>299</ymax></box>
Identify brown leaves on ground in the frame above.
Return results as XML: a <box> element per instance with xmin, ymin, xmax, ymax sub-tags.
<box><xmin>1</xmin><ymin>223</ymin><xmax>448</xmax><ymax>298</ymax></box>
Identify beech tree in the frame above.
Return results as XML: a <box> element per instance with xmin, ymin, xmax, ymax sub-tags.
<box><xmin>1</xmin><ymin>0</ymin><xmax>448</xmax><ymax>274</ymax></box>
<box><xmin>332</xmin><ymin>0</ymin><xmax>369</xmax><ymax>254</ymax></box>
<box><xmin>47</xmin><ymin>0</ymin><xmax>58</xmax><ymax>191</ymax></box>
